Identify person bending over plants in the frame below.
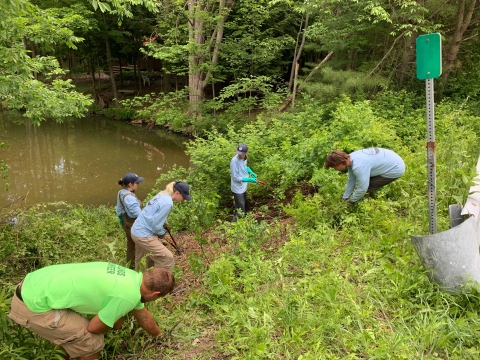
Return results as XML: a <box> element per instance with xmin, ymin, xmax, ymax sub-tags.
<box><xmin>116</xmin><ymin>172</ymin><xmax>144</xmax><ymax>270</ymax></box>
<box><xmin>325</xmin><ymin>147</ymin><xmax>405</xmax><ymax>204</ymax></box>
<box><xmin>131</xmin><ymin>181</ymin><xmax>191</xmax><ymax>271</ymax></box>
<box><xmin>9</xmin><ymin>262</ymin><xmax>175</xmax><ymax>360</ymax></box>
<box><xmin>230</xmin><ymin>144</ymin><xmax>266</xmax><ymax>222</ymax></box>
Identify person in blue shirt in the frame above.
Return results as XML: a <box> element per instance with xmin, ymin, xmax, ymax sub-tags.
<box><xmin>325</xmin><ymin>148</ymin><xmax>405</xmax><ymax>203</ymax></box>
<box><xmin>230</xmin><ymin>144</ymin><xmax>261</xmax><ymax>222</ymax></box>
<box><xmin>131</xmin><ymin>181</ymin><xmax>191</xmax><ymax>271</ymax></box>
<box><xmin>116</xmin><ymin>172</ymin><xmax>144</xmax><ymax>269</ymax></box>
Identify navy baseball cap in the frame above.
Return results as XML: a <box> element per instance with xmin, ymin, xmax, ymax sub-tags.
<box><xmin>236</xmin><ymin>144</ymin><xmax>248</xmax><ymax>155</ymax></box>
<box><xmin>173</xmin><ymin>181</ymin><xmax>192</xmax><ymax>201</ymax></box>
<box><xmin>122</xmin><ymin>173</ymin><xmax>144</xmax><ymax>184</ymax></box>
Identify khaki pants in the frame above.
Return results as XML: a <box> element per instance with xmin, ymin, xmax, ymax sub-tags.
<box><xmin>131</xmin><ymin>234</ymin><xmax>174</xmax><ymax>271</ymax></box>
<box><xmin>8</xmin><ymin>293</ymin><xmax>104</xmax><ymax>358</ymax></box>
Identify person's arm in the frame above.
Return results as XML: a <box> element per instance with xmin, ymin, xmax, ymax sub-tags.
<box><xmin>87</xmin><ymin>315</ymin><xmax>111</xmax><ymax>334</ymax></box>
<box><xmin>230</xmin><ymin>160</ymin><xmax>243</xmax><ymax>184</ymax></box>
<box><xmin>124</xmin><ymin>195</ymin><xmax>142</xmax><ymax>218</ymax></box>
<box><xmin>116</xmin><ymin>191</ymin><xmax>124</xmax><ymax>216</ymax></box>
<box><xmin>246</xmin><ymin>166</ymin><xmax>257</xmax><ymax>178</ymax></box>
<box><xmin>87</xmin><ymin>315</ymin><xmax>125</xmax><ymax>334</ymax></box>
<box><xmin>342</xmin><ymin>168</ymin><xmax>356</xmax><ymax>200</ymax></box>
<box><xmin>132</xmin><ymin>307</ymin><xmax>162</xmax><ymax>337</ymax></box>
<box><xmin>152</xmin><ymin>203</ymin><xmax>172</xmax><ymax>236</ymax></box>
<box><xmin>349</xmin><ymin>166</ymin><xmax>370</xmax><ymax>202</ymax></box>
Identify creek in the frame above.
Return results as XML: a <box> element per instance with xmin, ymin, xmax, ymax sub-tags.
<box><xmin>0</xmin><ymin>113</ymin><xmax>190</xmax><ymax>207</ymax></box>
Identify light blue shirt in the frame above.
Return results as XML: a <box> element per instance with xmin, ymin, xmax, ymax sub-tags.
<box><xmin>343</xmin><ymin>148</ymin><xmax>405</xmax><ymax>202</ymax></box>
<box><xmin>116</xmin><ymin>189</ymin><xmax>141</xmax><ymax>218</ymax></box>
<box><xmin>131</xmin><ymin>193</ymin><xmax>173</xmax><ymax>238</ymax></box>
<box><xmin>230</xmin><ymin>155</ymin><xmax>248</xmax><ymax>194</ymax></box>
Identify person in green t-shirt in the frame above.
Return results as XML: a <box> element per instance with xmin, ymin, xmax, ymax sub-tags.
<box><xmin>8</xmin><ymin>262</ymin><xmax>175</xmax><ymax>360</ymax></box>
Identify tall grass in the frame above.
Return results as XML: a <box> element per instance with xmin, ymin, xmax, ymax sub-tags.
<box><xmin>2</xmin><ymin>94</ymin><xmax>480</xmax><ymax>359</ymax></box>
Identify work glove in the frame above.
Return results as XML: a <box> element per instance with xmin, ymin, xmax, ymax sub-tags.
<box><xmin>118</xmin><ymin>215</ymin><xmax>123</xmax><ymax>226</ymax></box>
<box><xmin>246</xmin><ymin>166</ymin><xmax>257</xmax><ymax>178</ymax></box>
<box><xmin>242</xmin><ymin>177</ymin><xmax>258</xmax><ymax>183</ymax></box>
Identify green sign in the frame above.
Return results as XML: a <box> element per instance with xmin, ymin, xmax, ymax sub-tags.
<box><xmin>416</xmin><ymin>33</ymin><xmax>442</xmax><ymax>80</ymax></box>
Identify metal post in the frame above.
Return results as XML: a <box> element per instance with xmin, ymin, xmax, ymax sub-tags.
<box><xmin>426</xmin><ymin>78</ymin><xmax>437</xmax><ymax>234</ymax></box>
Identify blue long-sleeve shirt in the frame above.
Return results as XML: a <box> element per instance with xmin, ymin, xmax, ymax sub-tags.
<box><xmin>131</xmin><ymin>193</ymin><xmax>173</xmax><ymax>238</ymax></box>
<box><xmin>116</xmin><ymin>189</ymin><xmax>141</xmax><ymax>218</ymax></box>
<box><xmin>343</xmin><ymin>148</ymin><xmax>405</xmax><ymax>202</ymax></box>
<box><xmin>230</xmin><ymin>155</ymin><xmax>249</xmax><ymax>194</ymax></box>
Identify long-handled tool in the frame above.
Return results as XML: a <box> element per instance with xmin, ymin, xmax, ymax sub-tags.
<box><xmin>163</xmin><ymin>224</ymin><xmax>182</xmax><ymax>255</ymax></box>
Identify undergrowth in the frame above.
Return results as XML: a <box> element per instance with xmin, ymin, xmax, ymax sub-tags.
<box><xmin>2</xmin><ymin>94</ymin><xmax>480</xmax><ymax>359</ymax></box>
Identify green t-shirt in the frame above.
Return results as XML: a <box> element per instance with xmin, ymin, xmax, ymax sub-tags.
<box><xmin>22</xmin><ymin>262</ymin><xmax>145</xmax><ymax>328</ymax></box>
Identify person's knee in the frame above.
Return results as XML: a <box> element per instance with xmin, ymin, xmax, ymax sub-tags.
<box><xmin>63</xmin><ymin>329</ymin><xmax>104</xmax><ymax>359</ymax></box>
<box><xmin>154</xmin><ymin>252</ymin><xmax>175</xmax><ymax>270</ymax></box>
<box><xmin>163</xmin><ymin>252</ymin><xmax>175</xmax><ymax>270</ymax></box>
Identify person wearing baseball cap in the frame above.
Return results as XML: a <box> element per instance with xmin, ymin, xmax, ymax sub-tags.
<box><xmin>230</xmin><ymin>144</ymin><xmax>258</xmax><ymax>222</ymax></box>
<box><xmin>116</xmin><ymin>172</ymin><xmax>145</xmax><ymax>269</ymax></box>
<box><xmin>131</xmin><ymin>181</ymin><xmax>191</xmax><ymax>271</ymax></box>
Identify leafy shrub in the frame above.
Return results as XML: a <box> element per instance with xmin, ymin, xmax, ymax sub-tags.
<box><xmin>103</xmin><ymin>106</ymin><xmax>138</xmax><ymax>120</ymax></box>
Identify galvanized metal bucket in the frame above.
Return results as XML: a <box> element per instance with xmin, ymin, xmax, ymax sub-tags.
<box><xmin>411</xmin><ymin>216</ymin><xmax>480</xmax><ymax>293</ymax></box>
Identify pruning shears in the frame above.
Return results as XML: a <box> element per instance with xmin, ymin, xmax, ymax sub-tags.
<box><xmin>163</xmin><ymin>224</ymin><xmax>182</xmax><ymax>255</ymax></box>
<box><xmin>256</xmin><ymin>180</ymin><xmax>267</xmax><ymax>186</ymax></box>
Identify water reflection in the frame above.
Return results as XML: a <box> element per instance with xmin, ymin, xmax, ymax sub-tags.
<box><xmin>0</xmin><ymin>113</ymin><xmax>190</xmax><ymax>206</ymax></box>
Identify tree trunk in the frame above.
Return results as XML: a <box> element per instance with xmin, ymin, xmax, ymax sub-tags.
<box><xmin>68</xmin><ymin>50</ymin><xmax>73</xmax><ymax>79</ymax></box>
<box><xmin>288</xmin><ymin>14</ymin><xmax>309</xmax><ymax>92</ymax></box>
<box><xmin>31</xmin><ymin>42</ymin><xmax>38</xmax><ymax>80</ymax></box>
<box><xmin>441</xmin><ymin>0</ymin><xmax>477</xmax><ymax>84</ymax></box>
<box><xmin>103</xmin><ymin>12</ymin><xmax>120</xmax><ymax>108</ymax></box>
<box><xmin>187</xmin><ymin>0</ymin><xmax>234</xmax><ymax>116</ymax></box>
<box><xmin>89</xmin><ymin>56</ymin><xmax>97</xmax><ymax>98</ymax></box>
<box><xmin>187</xmin><ymin>0</ymin><xmax>207</xmax><ymax>116</ymax></box>
<box><xmin>279</xmin><ymin>51</ymin><xmax>334</xmax><ymax>112</ymax></box>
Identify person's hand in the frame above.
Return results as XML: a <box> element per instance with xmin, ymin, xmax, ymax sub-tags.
<box><xmin>118</xmin><ymin>215</ymin><xmax>123</xmax><ymax>226</ymax></box>
<box><xmin>163</xmin><ymin>221</ymin><xmax>169</xmax><ymax>229</ymax></box>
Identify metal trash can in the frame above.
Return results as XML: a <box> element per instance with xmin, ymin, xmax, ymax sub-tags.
<box><xmin>411</xmin><ymin>216</ymin><xmax>480</xmax><ymax>293</ymax></box>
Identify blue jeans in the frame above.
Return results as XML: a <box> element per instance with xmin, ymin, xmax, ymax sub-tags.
<box><xmin>232</xmin><ymin>192</ymin><xmax>247</xmax><ymax>222</ymax></box>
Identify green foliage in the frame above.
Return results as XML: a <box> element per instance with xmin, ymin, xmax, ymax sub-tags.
<box><xmin>103</xmin><ymin>106</ymin><xmax>137</xmax><ymax>120</ymax></box>
<box><xmin>0</xmin><ymin>0</ymin><xmax>93</xmax><ymax>123</ymax></box>
<box><xmin>90</xmin><ymin>0</ymin><xmax>159</xmax><ymax>20</ymax></box>
<box><xmin>206</xmin><ymin>76</ymin><xmax>287</xmax><ymax>115</ymax></box>
<box><xmin>301</xmin><ymin>66</ymin><xmax>388</xmax><ymax>103</ymax></box>
<box><xmin>0</xmin><ymin>204</ymin><xmax>124</xmax><ymax>287</ymax></box>
<box><xmin>2</xmin><ymin>91</ymin><xmax>480</xmax><ymax>359</ymax></box>
<box><xmin>120</xmin><ymin>90</ymin><xmax>190</xmax><ymax>132</ymax></box>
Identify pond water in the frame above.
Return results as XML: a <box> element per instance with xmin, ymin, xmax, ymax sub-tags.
<box><xmin>0</xmin><ymin>113</ymin><xmax>190</xmax><ymax>207</ymax></box>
